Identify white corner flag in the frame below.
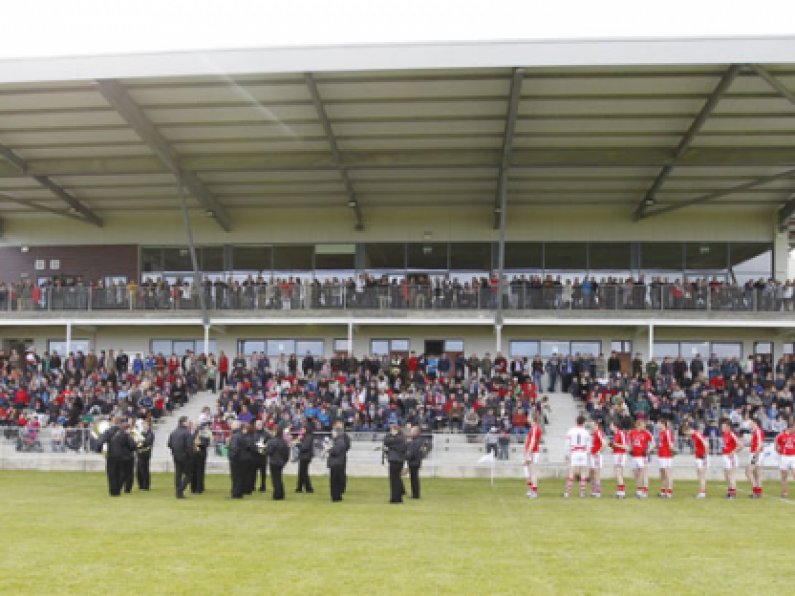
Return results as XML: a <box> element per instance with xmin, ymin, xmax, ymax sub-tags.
<box><xmin>478</xmin><ymin>451</ymin><xmax>496</xmax><ymax>486</ymax></box>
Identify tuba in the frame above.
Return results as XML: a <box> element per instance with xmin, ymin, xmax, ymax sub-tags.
<box><xmin>90</xmin><ymin>419</ymin><xmax>110</xmax><ymax>458</ymax></box>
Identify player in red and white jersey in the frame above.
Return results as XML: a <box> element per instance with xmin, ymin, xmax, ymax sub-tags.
<box><xmin>523</xmin><ymin>416</ymin><xmax>542</xmax><ymax>499</ymax></box>
<box><xmin>609</xmin><ymin>421</ymin><xmax>628</xmax><ymax>499</ymax></box>
<box><xmin>656</xmin><ymin>418</ymin><xmax>675</xmax><ymax>498</ymax></box>
<box><xmin>588</xmin><ymin>421</ymin><xmax>607</xmax><ymax>498</ymax></box>
<box><xmin>628</xmin><ymin>418</ymin><xmax>655</xmax><ymax>499</ymax></box>
<box><xmin>683</xmin><ymin>424</ymin><xmax>709</xmax><ymax>498</ymax></box>
<box><xmin>564</xmin><ymin>415</ymin><xmax>591</xmax><ymax>498</ymax></box>
<box><xmin>775</xmin><ymin>418</ymin><xmax>795</xmax><ymax>498</ymax></box>
<box><xmin>745</xmin><ymin>418</ymin><xmax>766</xmax><ymax>499</ymax></box>
<box><xmin>721</xmin><ymin>419</ymin><xmax>744</xmax><ymax>499</ymax></box>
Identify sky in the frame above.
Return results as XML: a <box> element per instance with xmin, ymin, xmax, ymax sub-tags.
<box><xmin>1</xmin><ymin>0</ymin><xmax>794</xmax><ymax>59</ymax></box>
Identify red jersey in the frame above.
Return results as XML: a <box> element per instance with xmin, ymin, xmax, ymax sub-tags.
<box><xmin>721</xmin><ymin>430</ymin><xmax>740</xmax><ymax>455</ymax></box>
<box><xmin>612</xmin><ymin>430</ymin><xmax>627</xmax><ymax>454</ymax></box>
<box><xmin>525</xmin><ymin>426</ymin><xmax>542</xmax><ymax>454</ymax></box>
<box><xmin>628</xmin><ymin>429</ymin><xmax>653</xmax><ymax>457</ymax></box>
<box><xmin>751</xmin><ymin>427</ymin><xmax>765</xmax><ymax>454</ymax></box>
<box><xmin>590</xmin><ymin>428</ymin><xmax>606</xmax><ymax>455</ymax></box>
<box><xmin>692</xmin><ymin>431</ymin><xmax>707</xmax><ymax>458</ymax></box>
<box><xmin>658</xmin><ymin>428</ymin><xmax>674</xmax><ymax>458</ymax></box>
<box><xmin>776</xmin><ymin>432</ymin><xmax>795</xmax><ymax>456</ymax></box>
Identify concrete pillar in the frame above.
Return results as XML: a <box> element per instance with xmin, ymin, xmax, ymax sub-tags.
<box><xmin>773</xmin><ymin>223</ymin><xmax>789</xmax><ymax>281</ymax></box>
<box><xmin>648</xmin><ymin>323</ymin><xmax>654</xmax><ymax>360</ymax></box>
<box><xmin>495</xmin><ymin>324</ymin><xmax>502</xmax><ymax>353</ymax></box>
<box><xmin>347</xmin><ymin>321</ymin><xmax>353</xmax><ymax>356</ymax></box>
<box><xmin>65</xmin><ymin>322</ymin><xmax>72</xmax><ymax>355</ymax></box>
<box><xmin>203</xmin><ymin>324</ymin><xmax>210</xmax><ymax>356</ymax></box>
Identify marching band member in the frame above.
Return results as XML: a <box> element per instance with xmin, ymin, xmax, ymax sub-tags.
<box><xmin>327</xmin><ymin>426</ymin><xmax>348</xmax><ymax>502</ymax></box>
<box><xmin>191</xmin><ymin>421</ymin><xmax>210</xmax><ymax>494</ymax></box>
<box><xmin>295</xmin><ymin>420</ymin><xmax>316</xmax><ymax>494</ymax></box>
<box><xmin>383</xmin><ymin>422</ymin><xmax>407</xmax><ymax>504</ymax></box>
<box><xmin>265</xmin><ymin>426</ymin><xmax>290</xmax><ymax>500</ymax></box>
<box><xmin>136</xmin><ymin>418</ymin><xmax>155</xmax><ymax>491</ymax></box>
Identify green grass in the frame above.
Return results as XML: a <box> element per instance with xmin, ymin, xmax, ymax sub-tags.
<box><xmin>0</xmin><ymin>471</ymin><xmax>793</xmax><ymax>595</ymax></box>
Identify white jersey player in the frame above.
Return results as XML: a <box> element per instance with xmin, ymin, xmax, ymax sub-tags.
<box><xmin>564</xmin><ymin>415</ymin><xmax>591</xmax><ymax>498</ymax></box>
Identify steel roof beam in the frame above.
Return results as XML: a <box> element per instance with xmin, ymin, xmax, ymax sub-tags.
<box><xmin>95</xmin><ymin>79</ymin><xmax>231</xmax><ymax>231</ymax></box>
<box><xmin>304</xmin><ymin>72</ymin><xmax>364</xmax><ymax>230</ymax></box>
<box><xmin>635</xmin><ymin>64</ymin><xmax>740</xmax><ymax>220</ymax></box>
<box><xmin>493</xmin><ymin>68</ymin><xmax>524</xmax><ymax>229</ymax></box>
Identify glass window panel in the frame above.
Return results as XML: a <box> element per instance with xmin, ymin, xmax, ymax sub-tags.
<box><xmin>267</xmin><ymin>340</ymin><xmax>296</xmax><ymax>356</ymax></box>
<box><xmin>370</xmin><ymin>340</ymin><xmax>390</xmax><ymax>356</ymax></box>
<box><xmin>730</xmin><ymin>243</ymin><xmax>772</xmax><ymax>283</ymax></box>
<box><xmin>193</xmin><ymin>340</ymin><xmax>218</xmax><ymax>356</ymax></box>
<box><xmin>754</xmin><ymin>342</ymin><xmax>773</xmax><ymax>355</ymax></box>
<box><xmin>505</xmin><ymin>242</ymin><xmax>543</xmax><ymax>272</ymax></box>
<box><xmin>571</xmin><ymin>341</ymin><xmax>601</xmax><ymax>356</ymax></box>
<box><xmin>510</xmin><ymin>341</ymin><xmax>539</xmax><ymax>357</ymax></box>
<box><xmin>162</xmin><ymin>247</ymin><xmax>193</xmax><ymax>273</ymax></box>
<box><xmin>680</xmin><ymin>341</ymin><xmax>709</xmax><ymax>359</ymax></box>
<box><xmin>588</xmin><ymin>243</ymin><xmax>632</xmax><ymax>275</ymax></box>
<box><xmin>450</xmin><ymin>243</ymin><xmax>491</xmax><ymax>271</ymax></box>
<box><xmin>611</xmin><ymin>340</ymin><xmax>632</xmax><ymax>353</ymax></box>
<box><xmin>234</xmin><ymin>246</ymin><xmax>273</xmax><ymax>275</ymax></box>
<box><xmin>202</xmin><ymin>246</ymin><xmax>225</xmax><ymax>273</ymax></box>
<box><xmin>407</xmin><ymin>242</ymin><xmax>448</xmax><ymax>271</ymax></box>
<box><xmin>641</xmin><ymin>243</ymin><xmax>684</xmax><ymax>281</ymax></box>
<box><xmin>711</xmin><ymin>342</ymin><xmax>742</xmax><ymax>359</ymax></box>
<box><xmin>391</xmin><ymin>339</ymin><xmax>410</xmax><ymax>352</ymax></box>
<box><xmin>685</xmin><ymin>242</ymin><xmax>728</xmax><ymax>273</ymax></box>
<box><xmin>365</xmin><ymin>243</ymin><xmax>405</xmax><ymax>270</ymax></box>
<box><xmin>239</xmin><ymin>340</ymin><xmax>266</xmax><ymax>356</ymax></box>
<box><xmin>296</xmin><ymin>340</ymin><xmax>324</xmax><ymax>356</ymax></box>
<box><xmin>173</xmin><ymin>340</ymin><xmax>195</xmax><ymax>356</ymax></box>
<box><xmin>334</xmin><ymin>339</ymin><xmax>350</xmax><ymax>352</ymax></box>
<box><xmin>784</xmin><ymin>343</ymin><xmax>794</xmax><ymax>355</ymax></box>
<box><xmin>151</xmin><ymin>340</ymin><xmax>173</xmax><ymax>356</ymax></box>
<box><xmin>141</xmin><ymin>248</ymin><xmax>162</xmax><ymax>273</ymax></box>
<box><xmin>274</xmin><ymin>245</ymin><xmax>313</xmax><ymax>272</ymax></box>
<box><xmin>653</xmin><ymin>342</ymin><xmax>680</xmax><ymax>358</ymax></box>
<box><xmin>47</xmin><ymin>339</ymin><xmax>90</xmax><ymax>356</ymax></box>
<box><xmin>540</xmin><ymin>340</ymin><xmax>570</xmax><ymax>357</ymax></box>
<box><xmin>444</xmin><ymin>340</ymin><xmax>464</xmax><ymax>352</ymax></box>
<box><xmin>315</xmin><ymin>251</ymin><xmax>355</xmax><ymax>271</ymax></box>
<box><xmin>544</xmin><ymin>243</ymin><xmax>588</xmax><ymax>282</ymax></box>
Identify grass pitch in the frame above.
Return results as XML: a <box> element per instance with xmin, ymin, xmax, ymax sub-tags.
<box><xmin>0</xmin><ymin>471</ymin><xmax>792</xmax><ymax>595</ymax></box>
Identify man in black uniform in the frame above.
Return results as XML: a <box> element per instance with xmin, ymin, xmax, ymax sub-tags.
<box><xmin>95</xmin><ymin>416</ymin><xmax>121</xmax><ymax>496</ymax></box>
<box><xmin>406</xmin><ymin>426</ymin><xmax>427</xmax><ymax>500</ymax></box>
<box><xmin>136</xmin><ymin>419</ymin><xmax>155</xmax><ymax>491</ymax></box>
<box><xmin>327</xmin><ymin>427</ymin><xmax>348</xmax><ymax>502</ymax></box>
<box><xmin>383</xmin><ymin>422</ymin><xmax>407</xmax><ymax>504</ymax></box>
<box><xmin>295</xmin><ymin>421</ymin><xmax>315</xmax><ymax>493</ymax></box>
<box><xmin>108</xmin><ymin>423</ymin><xmax>136</xmax><ymax>497</ymax></box>
<box><xmin>191</xmin><ymin>421</ymin><xmax>210</xmax><ymax>494</ymax></box>
<box><xmin>227</xmin><ymin>421</ymin><xmax>248</xmax><ymax>499</ymax></box>
<box><xmin>243</xmin><ymin>423</ymin><xmax>257</xmax><ymax>495</ymax></box>
<box><xmin>333</xmin><ymin>421</ymin><xmax>351</xmax><ymax>494</ymax></box>
<box><xmin>167</xmin><ymin>416</ymin><xmax>193</xmax><ymax>499</ymax></box>
<box><xmin>265</xmin><ymin>426</ymin><xmax>290</xmax><ymax>500</ymax></box>
<box><xmin>252</xmin><ymin>420</ymin><xmax>270</xmax><ymax>493</ymax></box>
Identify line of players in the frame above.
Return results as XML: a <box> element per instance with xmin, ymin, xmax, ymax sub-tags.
<box><xmin>522</xmin><ymin>415</ymin><xmax>795</xmax><ymax>499</ymax></box>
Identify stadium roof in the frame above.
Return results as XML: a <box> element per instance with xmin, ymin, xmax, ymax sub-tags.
<box><xmin>1</xmin><ymin>40</ymin><xmax>795</xmax><ymax>233</ymax></box>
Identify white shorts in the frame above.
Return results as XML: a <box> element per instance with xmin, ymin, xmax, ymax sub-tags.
<box><xmin>695</xmin><ymin>456</ymin><xmax>709</xmax><ymax>470</ymax></box>
<box><xmin>780</xmin><ymin>455</ymin><xmax>795</xmax><ymax>471</ymax></box>
<box><xmin>631</xmin><ymin>456</ymin><xmax>646</xmax><ymax>470</ymax></box>
<box><xmin>570</xmin><ymin>452</ymin><xmax>588</xmax><ymax>468</ymax></box>
<box><xmin>723</xmin><ymin>454</ymin><xmax>738</xmax><ymax>470</ymax></box>
<box><xmin>613</xmin><ymin>453</ymin><xmax>626</xmax><ymax>468</ymax></box>
<box><xmin>525</xmin><ymin>452</ymin><xmax>539</xmax><ymax>464</ymax></box>
<box><xmin>658</xmin><ymin>457</ymin><xmax>672</xmax><ymax>470</ymax></box>
<box><xmin>589</xmin><ymin>454</ymin><xmax>602</xmax><ymax>470</ymax></box>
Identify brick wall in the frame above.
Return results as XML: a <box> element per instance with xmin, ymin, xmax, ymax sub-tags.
<box><xmin>0</xmin><ymin>245</ymin><xmax>138</xmax><ymax>283</ymax></box>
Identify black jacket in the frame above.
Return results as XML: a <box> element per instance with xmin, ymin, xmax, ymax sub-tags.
<box><xmin>299</xmin><ymin>431</ymin><xmax>314</xmax><ymax>463</ymax></box>
<box><xmin>327</xmin><ymin>435</ymin><xmax>348</xmax><ymax>468</ymax></box>
<box><xmin>167</xmin><ymin>425</ymin><xmax>193</xmax><ymax>462</ymax></box>
<box><xmin>406</xmin><ymin>436</ymin><xmax>426</xmax><ymax>468</ymax></box>
<box><xmin>383</xmin><ymin>433</ymin><xmax>407</xmax><ymax>464</ymax></box>
<box><xmin>108</xmin><ymin>430</ymin><xmax>136</xmax><ymax>461</ymax></box>
<box><xmin>266</xmin><ymin>437</ymin><xmax>290</xmax><ymax>467</ymax></box>
<box><xmin>95</xmin><ymin>425</ymin><xmax>119</xmax><ymax>454</ymax></box>
<box><xmin>139</xmin><ymin>429</ymin><xmax>155</xmax><ymax>453</ymax></box>
<box><xmin>228</xmin><ymin>430</ymin><xmax>253</xmax><ymax>462</ymax></box>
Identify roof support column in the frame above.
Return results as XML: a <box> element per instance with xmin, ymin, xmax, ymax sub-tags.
<box><xmin>177</xmin><ymin>176</ymin><xmax>209</xmax><ymax>328</ymax></box>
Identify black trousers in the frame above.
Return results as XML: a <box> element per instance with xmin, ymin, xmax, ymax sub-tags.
<box><xmin>409</xmin><ymin>465</ymin><xmax>421</xmax><ymax>499</ymax></box>
<box><xmin>136</xmin><ymin>451</ymin><xmax>151</xmax><ymax>490</ymax></box>
<box><xmin>296</xmin><ymin>460</ymin><xmax>313</xmax><ymax>492</ymax></box>
<box><xmin>330</xmin><ymin>464</ymin><xmax>344</xmax><ymax>501</ymax></box>
<box><xmin>174</xmin><ymin>458</ymin><xmax>191</xmax><ymax>497</ymax></box>
<box><xmin>341</xmin><ymin>461</ymin><xmax>348</xmax><ymax>494</ymax></box>
<box><xmin>254</xmin><ymin>457</ymin><xmax>268</xmax><ymax>491</ymax></box>
<box><xmin>107</xmin><ymin>457</ymin><xmax>122</xmax><ymax>496</ymax></box>
<box><xmin>244</xmin><ymin>461</ymin><xmax>255</xmax><ymax>494</ymax></box>
<box><xmin>123</xmin><ymin>458</ymin><xmax>134</xmax><ymax>493</ymax></box>
<box><xmin>230</xmin><ymin>461</ymin><xmax>245</xmax><ymax>498</ymax></box>
<box><xmin>270</xmin><ymin>463</ymin><xmax>285</xmax><ymax>500</ymax></box>
<box><xmin>191</xmin><ymin>452</ymin><xmax>207</xmax><ymax>493</ymax></box>
<box><xmin>389</xmin><ymin>461</ymin><xmax>404</xmax><ymax>503</ymax></box>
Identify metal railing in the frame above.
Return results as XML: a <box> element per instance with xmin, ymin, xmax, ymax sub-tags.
<box><xmin>0</xmin><ymin>284</ymin><xmax>790</xmax><ymax>314</ymax></box>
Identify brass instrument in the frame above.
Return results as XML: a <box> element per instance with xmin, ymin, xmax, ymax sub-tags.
<box><xmin>90</xmin><ymin>420</ymin><xmax>110</xmax><ymax>458</ymax></box>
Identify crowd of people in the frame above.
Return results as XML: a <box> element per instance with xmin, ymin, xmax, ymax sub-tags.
<box><xmin>0</xmin><ymin>273</ymin><xmax>791</xmax><ymax>312</ymax></box>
